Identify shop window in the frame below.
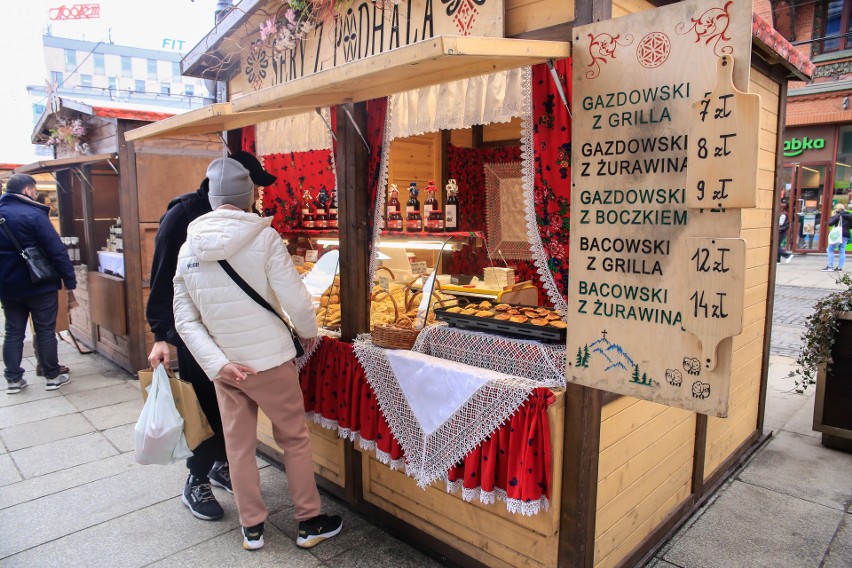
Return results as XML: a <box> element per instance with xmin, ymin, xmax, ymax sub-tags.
<box><xmin>160</xmin><ymin>82</ymin><xmax>170</xmax><ymax>95</ymax></box>
<box><xmin>80</xmin><ymin>74</ymin><xmax>92</xmax><ymax>88</ymax></box>
<box><xmin>172</xmin><ymin>61</ymin><xmax>180</xmax><ymax>78</ymax></box>
<box><xmin>108</xmin><ymin>77</ymin><xmax>118</xmax><ymax>91</ymax></box>
<box><xmin>835</xmin><ymin>125</ymin><xmax>852</xmax><ymax>208</ymax></box>
<box><xmin>147</xmin><ymin>59</ymin><xmax>157</xmax><ymax>80</ymax></box>
<box><xmin>65</xmin><ymin>49</ymin><xmax>76</xmax><ymax>71</ymax></box>
<box><xmin>121</xmin><ymin>56</ymin><xmax>132</xmax><ymax>78</ymax></box>
<box><xmin>93</xmin><ymin>53</ymin><xmax>104</xmax><ymax>75</ymax></box>
<box><xmin>50</xmin><ymin>71</ymin><xmax>63</xmax><ymax>86</ymax></box>
<box><xmin>134</xmin><ymin>80</ymin><xmax>145</xmax><ymax>93</ymax></box>
<box><xmin>815</xmin><ymin>0</ymin><xmax>852</xmax><ymax>54</ymax></box>
<box><xmin>184</xmin><ymin>84</ymin><xmax>194</xmax><ymax>96</ymax></box>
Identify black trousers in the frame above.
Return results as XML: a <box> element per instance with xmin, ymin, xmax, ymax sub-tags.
<box><xmin>177</xmin><ymin>344</ymin><xmax>228</xmax><ymax>478</ymax></box>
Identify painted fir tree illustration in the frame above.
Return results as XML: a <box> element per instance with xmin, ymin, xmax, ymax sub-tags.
<box><xmin>576</xmin><ymin>345</ymin><xmax>590</xmax><ymax>367</ymax></box>
<box><xmin>632</xmin><ymin>364</ymin><xmax>640</xmax><ymax>382</ymax></box>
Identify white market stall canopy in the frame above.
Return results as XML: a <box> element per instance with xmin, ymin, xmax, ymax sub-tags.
<box><xmin>125</xmin><ymin>36</ymin><xmax>569</xmax><ymax>142</ymax></box>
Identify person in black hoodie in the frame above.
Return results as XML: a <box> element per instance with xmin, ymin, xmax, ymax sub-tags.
<box><xmin>146</xmin><ymin>151</ymin><xmax>276</xmax><ymax>521</ymax></box>
<box><xmin>0</xmin><ymin>174</ymin><xmax>76</xmax><ymax>394</ymax></box>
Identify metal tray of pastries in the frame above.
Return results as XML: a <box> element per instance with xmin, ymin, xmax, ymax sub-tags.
<box><xmin>433</xmin><ymin>299</ymin><xmax>566</xmax><ymax>343</ymax></box>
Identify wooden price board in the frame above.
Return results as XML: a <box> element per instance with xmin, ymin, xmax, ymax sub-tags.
<box><xmin>568</xmin><ymin>0</ymin><xmax>756</xmax><ymax>417</ymax></box>
<box><xmin>686</xmin><ymin>56</ymin><xmax>760</xmax><ymax>210</ymax></box>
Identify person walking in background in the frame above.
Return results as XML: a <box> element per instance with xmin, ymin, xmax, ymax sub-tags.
<box><xmin>173</xmin><ymin>157</ymin><xmax>342</xmax><ymax>551</ymax></box>
<box><xmin>778</xmin><ymin>202</ymin><xmax>793</xmax><ymax>264</ymax></box>
<box><xmin>146</xmin><ymin>151</ymin><xmax>277</xmax><ymax>521</ymax></box>
<box><xmin>0</xmin><ymin>174</ymin><xmax>76</xmax><ymax>394</ymax></box>
<box><xmin>824</xmin><ymin>203</ymin><xmax>852</xmax><ymax>272</ymax></box>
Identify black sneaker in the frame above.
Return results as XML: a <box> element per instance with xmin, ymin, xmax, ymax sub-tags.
<box><xmin>296</xmin><ymin>514</ymin><xmax>343</xmax><ymax>548</ymax></box>
<box><xmin>6</xmin><ymin>379</ymin><xmax>27</xmax><ymax>394</ymax></box>
<box><xmin>822</xmin><ymin>266</ymin><xmax>834</xmax><ymax>272</ymax></box>
<box><xmin>182</xmin><ymin>475</ymin><xmax>224</xmax><ymax>520</ymax></box>
<box><xmin>242</xmin><ymin>522</ymin><xmax>265</xmax><ymax>550</ymax></box>
<box><xmin>209</xmin><ymin>463</ymin><xmax>233</xmax><ymax>494</ymax></box>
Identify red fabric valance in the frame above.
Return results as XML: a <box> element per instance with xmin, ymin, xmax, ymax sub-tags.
<box><xmin>297</xmin><ymin>337</ymin><xmax>554</xmax><ymax>510</ymax></box>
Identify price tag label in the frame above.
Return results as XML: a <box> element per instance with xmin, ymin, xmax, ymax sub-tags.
<box><xmin>685</xmin><ymin>55</ymin><xmax>759</xmax><ymax>210</ymax></box>
<box><xmin>680</xmin><ymin>237</ymin><xmax>745</xmax><ymax>372</ymax></box>
<box><xmin>305</xmin><ymin>250</ymin><xmax>319</xmax><ymax>262</ymax></box>
<box><xmin>410</xmin><ymin>261</ymin><xmax>428</xmax><ymax>276</ymax></box>
<box><xmin>378</xmin><ymin>275</ymin><xmax>390</xmax><ymax>290</ymax></box>
<box><xmin>291</xmin><ymin>255</ymin><xmax>305</xmax><ymax>267</ymax></box>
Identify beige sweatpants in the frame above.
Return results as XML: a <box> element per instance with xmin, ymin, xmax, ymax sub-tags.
<box><xmin>213</xmin><ymin>360</ymin><xmax>321</xmax><ymax>528</ymax></box>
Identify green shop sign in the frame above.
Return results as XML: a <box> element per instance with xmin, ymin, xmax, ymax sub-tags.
<box><xmin>783</xmin><ymin>136</ymin><xmax>826</xmax><ymax>157</ymax></box>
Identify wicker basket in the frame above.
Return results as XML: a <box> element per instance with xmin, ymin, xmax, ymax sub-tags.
<box><xmin>371</xmin><ymin>288</ymin><xmax>421</xmax><ymax>349</ymax></box>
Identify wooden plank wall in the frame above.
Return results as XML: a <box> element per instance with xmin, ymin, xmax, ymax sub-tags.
<box><xmin>388</xmin><ymin>133</ymin><xmax>441</xmax><ymax>194</ymax></box>
<box><xmin>703</xmin><ymin>69</ymin><xmax>779</xmax><ymax>478</ymax></box>
<box><xmin>361</xmin><ymin>391</ymin><xmax>565</xmax><ymax>568</ymax></box>
<box><xmin>594</xmin><ymin>398</ymin><xmax>695</xmax><ymax>568</ymax></box>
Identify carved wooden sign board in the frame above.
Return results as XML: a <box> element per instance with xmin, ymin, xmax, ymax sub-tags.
<box><xmin>568</xmin><ymin>0</ymin><xmax>757</xmax><ymax>417</ymax></box>
<box><xmin>234</xmin><ymin>0</ymin><xmax>505</xmax><ymax>95</ymax></box>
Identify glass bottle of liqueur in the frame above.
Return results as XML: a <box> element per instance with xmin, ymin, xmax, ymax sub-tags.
<box><xmin>444</xmin><ymin>179</ymin><xmax>459</xmax><ymax>232</ymax></box>
<box><xmin>301</xmin><ymin>188</ymin><xmax>315</xmax><ymax>229</ymax></box>
<box><xmin>386</xmin><ymin>184</ymin><xmax>401</xmax><ymax>225</ymax></box>
<box><xmin>315</xmin><ymin>186</ymin><xmax>330</xmax><ymax>229</ymax></box>
<box><xmin>405</xmin><ymin>182</ymin><xmax>421</xmax><ymax>233</ymax></box>
<box><xmin>327</xmin><ymin>189</ymin><xmax>338</xmax><ymax>229</ymax></box>
<box><xmin>423</xmin><ymin>180</ymin><xmax>438</xmax><ymax>219</ymax></box>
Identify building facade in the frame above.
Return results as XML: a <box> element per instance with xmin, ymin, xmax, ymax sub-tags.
<box><xmin>764</xmin><ymin>0</ymin><xmax>852</xmax><ymax>253</ymax></box>
<box><xmin>27</xmin><ymin>35</ymin><xmax>215</xmax><ymax>145</ymax></box>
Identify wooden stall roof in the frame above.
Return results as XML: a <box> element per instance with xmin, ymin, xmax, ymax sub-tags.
<box><xmin>123</xmin><ymin>103</ymin><xmax>289</xmax><ymax>142</ymax></box>
<box><xmin>233</xmin><ymin>36</ymin><xmax>570</xmax><ymax>113</ymax></box>
<box><xmin>128</xmin><ymin>36</ymin><xmax>569</xmax><ymax>142</ymax></box>
<box><xmin>14</xmin><ymin>153</ymin><xmax>118</xmax><ymax>174</ymax></box>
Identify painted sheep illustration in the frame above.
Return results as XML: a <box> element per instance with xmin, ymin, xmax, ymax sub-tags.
<box><xmin>691</xmin><ymin>381</ymin><xmax>711</xmax><ymax>399</ymax></box>
<box><xmin>665</xmin><ymin>368</ymin><xmax>683</xmax><ymax>387</ymax></box>
<box><xmin>683</xmin><ymin>357</ymin><xmax>701</xmax><ymax>376</ymax></box>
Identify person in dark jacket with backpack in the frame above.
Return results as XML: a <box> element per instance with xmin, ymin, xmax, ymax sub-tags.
<box><xmin>0</xmin><ymin>174</ymin><xmax>76</xmax><ymax>394</ymax></box>
<box><xmin>145</xmin><ymin>151</ymin><xmax>276</xmax><ymax>521</ymax></box>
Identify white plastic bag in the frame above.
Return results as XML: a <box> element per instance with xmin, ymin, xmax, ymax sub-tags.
<box><xmin>828</xmin><ymin>224</ymin><xmax>843</xmax><ymax>246</ymax></box>
<box><xmin>134</xmin><ymin>364</ymin><xmax>193</xmax><ymax>465</ymax></box>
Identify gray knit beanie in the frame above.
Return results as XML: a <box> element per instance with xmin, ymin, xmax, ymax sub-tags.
<box><xmin>207</xmin><ymin>157</ymin><xmax>254</xmax><ymax>210</ymax></box>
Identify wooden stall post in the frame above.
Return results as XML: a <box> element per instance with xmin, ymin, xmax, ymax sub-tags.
<box><xmin>559</xmin><ymin>384</ymin><xmax>603</xmax><ymax>567</ymax></box>
<box><xmin>116</xmin><ymin>122</ymin><xmax>148</xmax><ymax>373</ymax></box>
<box><xmin>335</xmin><ymin>101</ymin><xmax>371</xmax><ymax>505</ymax></box>
<box><xmin>336</xmin><ymin>102</ymin><xmax>371</xmax><ymax>341</ymax></box>
<box><xmin>56</xmin><ymin>169</ymin><xmax>74</xmax><ymax>237</ymax></box>
<box><xmin>79</xmin><ymin>165</ymin><xmax>98</xmax><ymax>272</ymax></box>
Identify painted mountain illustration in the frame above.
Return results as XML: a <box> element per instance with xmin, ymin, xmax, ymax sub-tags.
<box><xmin>589</xmin><ymin>337</ymin><xmax>636</xmax><ymax>373</ymax></box>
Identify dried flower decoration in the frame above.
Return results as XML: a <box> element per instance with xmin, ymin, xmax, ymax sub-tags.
<box><xmin>46</xmin><ymin>118</ymin><xmax>90</xmax><ymax>154</ymax></box>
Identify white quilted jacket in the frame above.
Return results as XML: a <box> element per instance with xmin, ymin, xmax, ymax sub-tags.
<box><xmin>173</xmin><ymin>207</ymin><xmax>318</xmax><ymax>380</ymax></box>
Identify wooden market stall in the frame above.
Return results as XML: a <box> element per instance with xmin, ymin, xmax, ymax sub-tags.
<box><xmin>124</xmin><ymin>1</ymin><xmax>813</xmax><ymax>567</ymax></box>
<box><xmin>18</xmin><ymin>97</ymin><xmax>223</xmax><ymax>373</ymax></box>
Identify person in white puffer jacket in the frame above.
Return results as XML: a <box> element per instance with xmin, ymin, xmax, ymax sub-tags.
<box><xmin>173</xmin><ymin>157</ymin><xmax>342</xmax><ymax>552</ymax></box>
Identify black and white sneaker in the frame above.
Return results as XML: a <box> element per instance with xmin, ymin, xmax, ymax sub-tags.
<box><xmin>182</xmin><ymin>475</ymin><xmax>224</xmax><ymax>521</ymax></box>
<box><xmin>822</xmin><ymin>266</ymin><xmax>834</xmax><ymax>272</ymax></box>
<box><xmin>209</xmin><ymin>463</ymin><xmax>233</xmax><ymax>494</ymax></box>
<box><xmin>45</xmin><ymin>373</ymin><xmax>71</xmax><ymax>391</ymax></box>
<box><xmin>242</xmin><ymin>522</ymin><xmax>265</xmax><ymax>550</ymax></box>
<box><xmin>296</xmin><ymin>514</ymin><xmax>343</xmax><ymax>548</ymax></box>
<box><xmin>6</xmin><ymin>379</ymin><xmax>27</xmax><ymax>394</ymax></box>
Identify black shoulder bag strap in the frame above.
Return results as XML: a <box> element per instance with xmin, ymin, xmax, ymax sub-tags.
<box><xmin>0</xmin><ymin>218</ymin><xmax>28</xmax><ymax>258</ymax></box>
<box><xmin>217</xmin><ymin>259</ymin><xmax>305</xmax><ymax>358</ymax></box>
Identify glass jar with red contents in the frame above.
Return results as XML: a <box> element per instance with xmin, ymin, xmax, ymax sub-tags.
<box><xmin>314</xmin><ymin>207</ymin><xmax>328</xmax><ymax>229</ymax></box>
<box><xmin>302</xmin><ymin>211</ymin><xmax>315</xmax><ymax>229</ymax></box>
<box><xmin>426</xmin><ymin>209</ymin><xmax>444</xmax><ymax>232</ymax></box>
<box><xmin>406</xmin><ymin>211</ymin><xmax>422</xmax><ymax>232</ymax></box>
<box><xmin>386</xmin><ymin>211</ymin><xmax>403</xmax><ymax>231</ymax></box>
<box><xmin>327</xmin><ymin>205</ymin><xmax>338</xmax><ymax>229</ymax></box>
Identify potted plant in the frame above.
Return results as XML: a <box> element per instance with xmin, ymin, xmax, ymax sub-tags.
<box><xmin>790</xmin><ymin>272</ymin><xmax>852</xmax><ymax>450</ymax></box>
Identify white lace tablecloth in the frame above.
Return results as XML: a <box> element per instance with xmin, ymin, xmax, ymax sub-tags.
<box><xmin>354</xmin><ymin>335</ymin><xmax>542</xmax><ymax>488</ymax></box>
<box><xmin>412</xmin><ymin>323</ymin><xmax>566</xmax><ymax>387</ymax></box>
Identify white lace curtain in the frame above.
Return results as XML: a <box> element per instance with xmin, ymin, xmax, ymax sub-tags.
<box><xmin>387</xmin><ymin>67</ymin><xmax>524</xmax><ymax>141</ymax></box>
<box><xmin>255</xmin><ymin>107</ymin><xmax>334</xmax><ymax>154</ymax></box>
